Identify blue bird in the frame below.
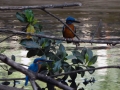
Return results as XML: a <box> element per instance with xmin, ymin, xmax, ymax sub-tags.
<box><xmin>25</xmin><ymin>58</ymin><xmax>53</xmax><ymax>86</ymax></box>
<box><xmin>62</xmin><ymin>16</ymin><xmax>80</xmax><ymax>43</ymax></box>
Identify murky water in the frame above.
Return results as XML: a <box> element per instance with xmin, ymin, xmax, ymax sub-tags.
<box><xmin>0</xmin><ymin>0</ymin><xmax>120</xmax><ymax>90</ymax></box>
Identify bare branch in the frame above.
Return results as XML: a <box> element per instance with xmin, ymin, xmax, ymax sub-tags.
<box><xmin>29</xmin><ymin>79</ymin><xmax>38</xmax><ymax>90</ymax></box>
<box><xmin>91</xmin><ymin>19</ymin><xmax>102</xmax><ymax>40</ymax></box>
<box><xmin>0</xmin><ymin>34</ymin><xmax>14</xmax><ymax>43</ymax></box>
<box><xmin>0</xmin><ymin>78</ymin><xmax>25</xmax><ymax>81</ymax></box>
<box><xmin>51</xmin><ymin>65</ymin><xmax>120</xmax><ymax>77</ymax></box>
<box><xmin>0</xmin><ymin>3</ymin><xmax>82</xmax><ymax>10</ymax></box>
<box><xmin>0</xmin><ymin>85</ymin><xmax>24</xmax><ymax>90</ymax></box>
<box><xmin>0</xmin><ymin>29</ymin><xmax>119</xmax><ymax>45</ymax></box>
<box><xmin>0</xmin><ymin>54</ymin><xmax>74</xmax><ymax>90</ymax></box>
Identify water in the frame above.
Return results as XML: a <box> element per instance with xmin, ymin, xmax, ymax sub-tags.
<box><xmin>0</xmin><ymin>0</ymin><xmax>120</xmax><ymax>90</ymax></box>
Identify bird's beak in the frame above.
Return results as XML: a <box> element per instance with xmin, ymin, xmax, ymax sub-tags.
<box><xmin>42</xmin><ymin>59</ymin><xmax>54</xmax><ymax>62</ymax></box>
<box><xmin>74</xmin><ymin>20</ymin><xmax>81</xmax><ymax>23</ymax></box>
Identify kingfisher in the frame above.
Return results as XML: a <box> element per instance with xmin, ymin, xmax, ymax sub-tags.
<box><xmin>24</xmin><ymin>58</ymin><xmax>53</xmax><ymax>86</ymax></box>
<box><xmin>62</xmin><ymin>16</ymin><xmax>80</xmax><ymax>43</ymax></box>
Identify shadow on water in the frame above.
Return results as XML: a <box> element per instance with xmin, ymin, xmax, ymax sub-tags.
<box><xmin>0</xmin><ymin>0</ymin><xmax>120</xmax><ymax>90</ymax></box>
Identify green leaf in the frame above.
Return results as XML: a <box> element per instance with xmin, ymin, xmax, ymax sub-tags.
<box><xmin>87</xmin><ymin>66</ymin><xmax>95</xmax><ymax>74</ymax></box>
<box><xmin>66</xmin><ymin>55</ymin><xmax>76</xmax><ymax>60</ymax></box>
<box><xmin>34</xmin><ymin>23</ymin><xmax>42</xmax><ymax>32</ymax></box>
<box><xmin>59</xmin><ymin>44</ymin><xmax>65</xmax><ymax>52</ymax></box>
<box><xmin>62</xmin><ymin>62</ymin><xmax>70</xmax><ymax>68</ymax></box>
<box><xmin>56</xmin><ymin>50</ymin><xmax>66</xmax><ymax>60</ymax></box>
<box><xmin>27</xmin><ymin>49</ymin><xmax>38</xmax><ymax>58</ymax></box>
<box><xmin>53</xmin><ymin>60</ymin><xmax>62</xmax><ymax>72</ymax></box>
<box><xmin>75</xmin><ymin>66</ymin><xmax>84</xmax><ymax>74</ymax></box>
<box><xmin>69</xmin><ymin>67</ymin><xmax>77</xmax><ymax>81</ymax></box>
<box><xmin>11</xmin><ymin>55</ymin><xmax>15</xmax><ymax>61</ymax></box>
<box><xmin>24</xmin><ymin>9</ymin><xmax>34</xmax><ymax>23</ymax></box>
<box><xmin>86</xmin><ymin>49</ymin><xmax>93</xmax><ymax>60</ymax></box>
<box><xmin>16</xmin><ymin>12</ymin><xmax>27</xmax><ymax>22</ymax></box>
<box><xmin>72</xmin><ymin>59</ymin><xmax>79</xmax><ymax>64</ymax></box>
<box><xmin>85</xmin><ymin>53</ymin><xmax>89</xmax><ymax>63</ymax></box>
<box><xmin>37</xmin><ymin>49</ymin><xmax>44</xmax><ymax>56</ymax></box>
<box><xmin>81</xmin><ymin>47</ymin><xmax>87</xmax><ymax>57</ymax></box>
<box><xmin>87</xmin><ymin>55</ymin><xmax>98</xmax><ymax>66</ymax></box>
<box><xmin>72</xmin><ymin>50</ymin><xmax>84</xmax><ymax>63</ymax></box>
<box><xmin>72</xmin><ymin>50</ymin><xmax>80</xmax><ymax>57</ymax></box>
<box><xmin>47</xmin><ymin>52</ymin><xmax>55</xmax><ymax>60</ymax></box>
<box><xmin>64</xmin><ymin>66</ymin><xmax>71</xmax><ymax>72</ymax></box>
<box><xmin>20</xmin><ymin>39</ymin><xmax>40</xmax><ymax>49</ymax></box>
<box><xmin>39</xmin><ymin>38</ymin><xmax>50</xmax><ymax>48</ymax></box>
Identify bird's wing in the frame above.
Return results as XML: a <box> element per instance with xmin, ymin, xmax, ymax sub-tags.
<box><xmin>28</xmin><ymin>63</ymin><xmax>38</xmax><ymax>72</ymax></box>
<box><xmin>74</xmin><ymin>26</ymin><xmax>76</xmax><ymax>33</ymax></box>
<box><xmin>62</xmin><ymin>26</ymin><xmax>65</xmax><ymax>37</ymax></box>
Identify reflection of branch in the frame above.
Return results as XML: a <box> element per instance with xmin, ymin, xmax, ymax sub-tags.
<box><xmin>0</xmin><ymin>85</ymin><xmax>24</xmax><ymax>90</ymax></box>
<box><xmin>0</xmin><ymin>54</ymin><xmax>74</xmax><ymax>90</ymax></box>
<box><xmin>51</xmin><ymin>65</ymin><xmax>120</xmax><ymax>77</ymax></box>
<box><xmin>0</xmin><ymin>29</ymin><xmax>119</xmax><ymax>45</ymax></box>
<box><xmin>0</xmin><ymin>3</ymin><xmax>81</xmax><ymax>10</ymax></box>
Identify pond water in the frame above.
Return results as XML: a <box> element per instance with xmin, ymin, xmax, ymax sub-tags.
<box><xmin>0</xmin><ymin>0</ymin><xmax>120</xmax><ymax>90</ymax></box>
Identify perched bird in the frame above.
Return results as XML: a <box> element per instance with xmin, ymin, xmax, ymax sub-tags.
<box><xmin>24</xmin><ymin>58</ymin><xmax>53</xmax><ymax>86</ymax></box>
<box><xmin>62</xmin><ymin>16</ymin><xmax>80</xmax><ymax>43</ymax></box>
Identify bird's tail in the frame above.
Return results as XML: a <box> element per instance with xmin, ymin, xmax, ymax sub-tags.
<box><xmin>25</xmin><ymin>76</ymin><xmax>29</xmax><ymax>86</ymax></box>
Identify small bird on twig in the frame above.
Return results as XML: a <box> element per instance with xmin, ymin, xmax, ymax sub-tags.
<box><xmin>24</xmin><ymin>58</ymin><xmax>53</xmax><ymax>86</ymax></box>
<box><xmin>62</xmin><ymin>16</ymin><xmax>80</xmax><ymax>48</ymax></box>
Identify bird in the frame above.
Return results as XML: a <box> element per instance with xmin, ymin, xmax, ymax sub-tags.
<box><xmin>24</xmin><ymin>58</ymin><xmax>53</xmax><ymax>86</ymax></box>
<box><xmin>62</xmin><ymin>16</ymin><xmax>80</xmax><ymax>43</ymax></box>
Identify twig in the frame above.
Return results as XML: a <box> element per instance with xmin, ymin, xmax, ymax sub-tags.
<box><xmin>0</xmin><ymin>29</ymin><xmax>119</xmax><ymax>45</ymax></box>
<box><xmin>0</xmin><ymin>3</ymin><xmax>82</xmax><ymax>10</ymax></box>
<box><xmin>91</xmin><ymin>19</ymin><xmax>102</xmax><ymax>40</ymax></box>
<box><xmin>41</xmin><ymin>9</ymin><xmax>80</xmax><ymax>40</ymax></box>
<box><xmin>0</xmin><ymin>78</ymin><xmax>25</xmax><ymax>81</ymax></box>
<box><xmin>0</xmin><ymin>34</ymin><xmax>14</xmax><ymax>43</ymax></box>
<box><xmin>50</xmin><ymin>65</ymin><xmax>120</xmax><ymax>77</ymax></box>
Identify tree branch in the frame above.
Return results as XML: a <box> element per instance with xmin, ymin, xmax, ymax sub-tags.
<box><xmin>50</xmin><ymin>65</ymin><xmax>120</xmax><ymax>77</ymax></box>
<box><xmin>0</xmin><ymin>3</ymin><xmax>81</xmax><ymax>10</ymax></box>
<box><xmin>0</xmin><ymin>29</ymin><xmax>119</xmax><ymax>45</ymax></box>
<box><xmin>0</xmin><ymin>85</ymin><xmax>24</xmax><ymax>90</ymax></box>
<box><xmin>0</xmin><ymin>54</ymin><xmax>74</xmax><ymax>90</ymax></box>
<box><xmin>29</xmin><ymin>79</ymin><xmax>38</xmax><ymax>90</ymax></box>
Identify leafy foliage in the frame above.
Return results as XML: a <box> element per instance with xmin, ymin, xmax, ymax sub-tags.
<box><xmin>15</xmin><ymin>9</ymin><xmax>98</xmax><ymax>90</ymax></box>
<box><xmin>16</xmin><ymin>9</ymin><xmax>42</xmax><ymax>39</ymax></box>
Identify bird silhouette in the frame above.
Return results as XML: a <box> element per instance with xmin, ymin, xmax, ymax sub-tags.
<box><xmin>62</xmin><ymin>16</ymin><xmax>80</xmax><ymax>43</ymax></box>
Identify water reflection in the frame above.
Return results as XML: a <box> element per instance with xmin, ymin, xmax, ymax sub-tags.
<box><xmin>96</xmin><ymin>44</ymin><xmax>107</xmax><ymax>75</ymax></box>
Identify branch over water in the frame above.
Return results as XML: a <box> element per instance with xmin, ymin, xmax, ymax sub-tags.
<box><xmin>0</xmin><ymin>3</ymin><xmax>82</xmax><ymax>10</ymax></box>
<box><xmin>0</xmin><ymin>29</ymin><xmax>119</xmax><ymax>45</ymax></box>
